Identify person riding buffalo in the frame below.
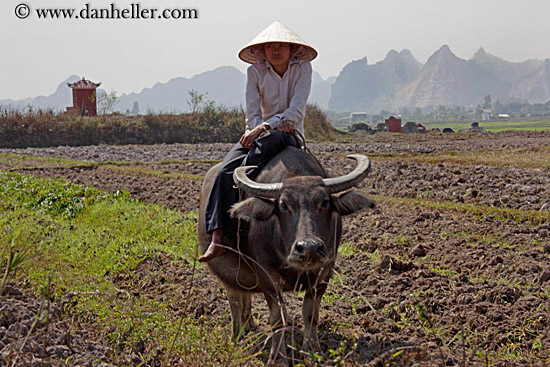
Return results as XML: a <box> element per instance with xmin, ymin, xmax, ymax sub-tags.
<box><xmin>199</xmin><ymin>21</ymin><xmax>318</xmax><ymax>262</ymax></box>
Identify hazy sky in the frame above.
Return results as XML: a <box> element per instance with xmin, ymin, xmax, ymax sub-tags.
<box><xmin>1</xmin><ymin>0</ymin><xmax>550</xmax><ymax>100</ymax></box>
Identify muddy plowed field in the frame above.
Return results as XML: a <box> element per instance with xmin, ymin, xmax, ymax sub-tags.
<box><xmin>1</xmin><ymin>130</ymin><xmax>549</xmax><ymax>366</ymax></box>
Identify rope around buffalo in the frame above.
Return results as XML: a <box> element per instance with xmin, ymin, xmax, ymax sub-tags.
<box><xmin>233</xmin><ymin>129</ymin><xmax>316</xmax><ymax>291</ymax></box>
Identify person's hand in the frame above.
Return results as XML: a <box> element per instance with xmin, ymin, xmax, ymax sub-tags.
<box><xmin>239</xmin><ymin>124</ymin><xmax>268</xmax><ymax>148</ymax></box>
<box><xmin>275</xmin><ymin>121</ymin><xmax>295</xmax><ymax>134</ymax></box>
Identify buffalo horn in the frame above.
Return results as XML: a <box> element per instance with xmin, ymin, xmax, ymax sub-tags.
<box><xmin>233</xmin><ymin>166</ymin><xmax>282</xmax><ymax>199</ymax></box>
<box><xmin>322</xmin><ymin>154</ymin><xmax>371</xmax><ymax>194</ymax></box>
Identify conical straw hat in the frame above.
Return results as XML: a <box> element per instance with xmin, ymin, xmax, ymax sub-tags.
<box><xmin>238</xmin><ymin>21</ymin><xmax>318</xmax><ymax>64</ymax></box>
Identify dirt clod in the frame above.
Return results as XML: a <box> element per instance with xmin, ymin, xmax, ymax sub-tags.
<box><xmin>411</xmin><ymin>244</ymin><xmax>427</xmax><ymax>257</ymax></box>
<box><xmin>539</xmin><ymin>270</ymin><xmax>550</xmax><ymax>283</ymax></box>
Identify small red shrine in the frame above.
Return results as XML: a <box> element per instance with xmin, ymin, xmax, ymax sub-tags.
<box><xmin>66</xmin><ymin>77</ymin><xmax>101</xmax><ymax>116</ymax></box>
<box><xmin>385</xmin><ymin>116</ymin><xmax>403</xmax><ymax>133</ymax></box>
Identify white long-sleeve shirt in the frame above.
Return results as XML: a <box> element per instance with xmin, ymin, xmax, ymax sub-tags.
<box><xmin>245</xmin><ymin>59</ymin><xmax>312</xmax><ymax>139</ymax></box>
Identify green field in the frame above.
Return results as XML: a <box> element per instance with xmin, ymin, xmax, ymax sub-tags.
<box><xmin>0</xmin><ymin>172</ymin><xmax>252</xmax><ymax>366</ymax></box>
<box><xmin>422</xmin><ymin>119</ymin><xmax>550</xmax><ymax>132</ymax></box>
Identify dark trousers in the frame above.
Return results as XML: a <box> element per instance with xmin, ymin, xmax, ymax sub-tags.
<box><xmin>205</xmin><ymin>131</ymin><xmax>299</xmax><ymax>234</ymax></box>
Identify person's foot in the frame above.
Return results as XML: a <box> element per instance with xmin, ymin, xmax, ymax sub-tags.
<box><xmin>198</xmin><ymin>242</ymin><xmax>227</xmax><ymax>262</ymax></box>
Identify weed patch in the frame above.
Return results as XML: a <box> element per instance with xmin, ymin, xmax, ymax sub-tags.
<box><xmin>0</xmin><ymin>171</ymin><xmax>127</xmax><ymax>218</ymax></box>
<box><xmin>374</xmin><ymin>194</ymin><xmax>549</xmax><ymax>225</ymax></box>
<box><xmin>0</xmin><ymin>172</ymin><xmax>255</xmax><ymax>365</ymax></box>
<box><xmin>0</xmin><ymin>104</ymin><xmax>344</xmax><ymax>148</ymax></box>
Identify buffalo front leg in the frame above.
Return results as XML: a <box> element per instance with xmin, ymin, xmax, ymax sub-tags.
<box><xmin>227</xmin><ymin>287</ymin><xmax>246</xmax><ymax>340</ymax></box>
<box><xmin>227</xmin><ymin>289</ymin><xmax>256</xmax><ymax>340</ymax></box>
<box><xmin>302</xmin><ymin>285</ymin><xmax>326</xmax><ymax>352</ymax></box>
<box><xmin>242</xmin><ymin>292</ymin><xmax>257</xmax><ymax>332</ymax></box>
<box><xmin>264</xmin><ymin>291</ymin><xmax>288</xmax><ymax>366</ymax></box>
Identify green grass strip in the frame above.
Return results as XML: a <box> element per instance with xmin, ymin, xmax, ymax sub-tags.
<box><xmin>0</xmin><ymin>172</ymin><xmax>251</xmax><ymax>365</ymax></box>
<box><xmin>0</xmin><ymin>154</ymin><xmax>208</xmax><ymax>180</ymax></box>
<box><xmin>373</xmin><ymin>194</ymin><xmax>549</xmax><ymax>226</ymax></box>
<box><xmin>368</xmin><ymin>146</ymin><xmax>550</xmax><ymax>168</ymax></box>
<box><xmin>423</xmin><ymin>120</ymin><xmax>550</xmax><ymax>131</ymax></box>
<box><xmin>0</xmin><ymin>152</ymin><xmax>89</xmax><ymax>165</ymax></box>
<box><xmin>98</xmin><ymin>164</ymin><xmax>204</xmax><ymax>181</ymax></box>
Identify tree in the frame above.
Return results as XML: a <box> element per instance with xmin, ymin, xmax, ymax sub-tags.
<box><xmin>483</xmin><ymin>95</ymin><xmax>492</xmax><ymax>110</ymax></box>
<box><xmin>131</xmin><ymin>101</ymin><xmax>139</xmax><ymax>115</ymax></box>
<box><xmin>493</xmin><ymin>100</ymin><xmax>503</xmax><ymax>114</ymax></box>
<box><xmin>96</xmin><ymin>90</ymin><xmax>119</xmax><ymax>115</ymax></box>
<box><xmin>187</xmin><ymin>89</ymin><xmax>215</xmax><ymax>114</ymax></box>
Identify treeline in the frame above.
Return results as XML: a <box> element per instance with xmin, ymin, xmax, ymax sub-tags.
<box><xmin>489</xmin><ymin>100</ymin><xmax>550</xmax><ymax>117</ymax></box>
<box><xmin>0</xmin><ymin>104</ymin><xmax>344</xmax><ymax>149</ymax></box>
<box><xmin>393</xmin><ymin>99</ymin><xmax>550</xmax><ymax>123</ymax></box>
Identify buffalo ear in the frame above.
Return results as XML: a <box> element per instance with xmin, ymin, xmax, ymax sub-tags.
<box><xmin>333</xmin><ymin>192</ymin><xmax>376</xmax><ymax>216</ymax></box>
<box><xmin>230</xmin><ymin>197</ymin><xmax>275</xmax><ymax>221</ymax></box>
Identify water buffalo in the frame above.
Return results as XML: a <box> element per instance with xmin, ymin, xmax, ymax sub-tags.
<box><xmin>198</xmin><ymin>145</ymin><xmax>375</xmax><ymax>365</ymax></box>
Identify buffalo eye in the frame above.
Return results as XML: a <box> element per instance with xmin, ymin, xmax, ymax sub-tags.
<box><xmin>279</xmin><ymin>201</ymin><xmax>289</xmax><ymax>212</ymax></box>
<box><xmin>320</xmin><ymin>198</ymin><xmax>330</xmax><ymax>209</ymax></box>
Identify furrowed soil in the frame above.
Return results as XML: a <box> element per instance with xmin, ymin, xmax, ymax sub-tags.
<box><xmin>1</xmin><ymin>130</ymin><xmax>549</xmax><ymax>366</ymax></box>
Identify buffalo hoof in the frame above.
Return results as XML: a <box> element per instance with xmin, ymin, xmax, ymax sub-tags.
<box><xmin>303</xmin><ymin>338</ymin><xmax>321</xmax><ymax>353</ymax></box>
<box><xmin>267</xmin><ymin>356</ymin><xmax>289</xmax><ymax>367</ymax></box>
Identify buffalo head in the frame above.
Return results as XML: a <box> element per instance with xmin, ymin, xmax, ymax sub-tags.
<box><xmin>230</xmin><ymin>155</ymin><xmax>375</xmax><ymax>271</ymax></box>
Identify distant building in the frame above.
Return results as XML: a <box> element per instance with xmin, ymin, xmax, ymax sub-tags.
<box><xmin>349</xmin><ymin>123</ymin><xmax>372</xmax><ymax>134</ymax></box>
<box><xmin>338</xmin><ymin>116</ymin><xmax>352</xmax><ymax>125</ymax></box>
<box><xmin>66</xmin><ymin>77</ymin><xmax>101</xmax><ymax>116</ymax></box>
<box><xmin>403</xmin><ymin>121</ymin><xmax>419</xmax><ymax>134</ymax></box>
<box><xmin>417</xmin><ymin>123</ymin><xmax>428</xmax><ymax>133</ymax></box>
<box><xmin>385</xmin><ymin>116</ymin><xmax>403</xmax><ymax>133</ymax></box>
<box><xmin>375</xmin><ymin>123</ymin><xmax>387</xmax><ymax>132</ymax></box>
<box><xmin>463</xmin><ymin>122</ymin><xmax>485</xmax><ymax>133</ymax></box>
<box><xmin>371</xmin><ymin>115</ymin><xmax>384</xmax><ymax>125</ymax></box>
<box><xmin>131</xmin><ymin>101</ymin><xmax>140</xmax><ymax>115</ymax></box>
<box><xmin>482</xmin><ymin>108</ymin><xmax>492</xmax><ymax>121</ymax></box>
<box><xmin>351</xmin><ymin>112</ymin><xmax>368</xmax><ymax>123</ymax></box>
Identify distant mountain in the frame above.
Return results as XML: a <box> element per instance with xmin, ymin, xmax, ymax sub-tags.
<box><xmin>0</xmin><ymin>75</ymin><xmax>80</xmax><ymax>111</ymax></box>
<box><xmin>329</xmin><ymin>49</ymin><xmax>422</xmax><ymax>111</ymax></box>
<box><xmin>116</xmin><ymin>66</ymin><xmax>245</xmax><ymax>113</ymax></box>
<box><xmin>468</xmin><ymin>47</ymin><xmax>547</xmax><ymax>103</ymax></box>
<box><xmin>330</xmin><ymin>46</ymin><xmax>550</xmax><ymax>112</ymax></box>
<box><xmin>510</xmin><ymin>59</ymin><xmax>550</xmax><ymax>103</ymax></box>
<box><xmin>471</xmin><ymin>47</ymin><xmax>543</xmax><ymax>84</ymax></box>
<box><xmin>2</xmin><ymin>67</ymin><xmax>334</xmax><ymax>113</ymax></box>
<box><xmin>310</xmin><ymin>72</ymin><xmax>335</xmax><ymax>109</ymax></box>
<box><xmin>4</xmin><ymin>47</ymin><xmax>550</xmax><ymax>114</ymax></box>
<box><xmin>117</xmin><ymin>67</ymin><xmax>334</xmax><ymax>113</ymax></box>
<box><xmin>398</xmin><ymin>45</ymin><xmax>473</xmax><ymax>107</ymax></box>
<box><xmin>0</xmin><ymin>70</ymin><xmax>246</xmax><ymax>113</ymax></box>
